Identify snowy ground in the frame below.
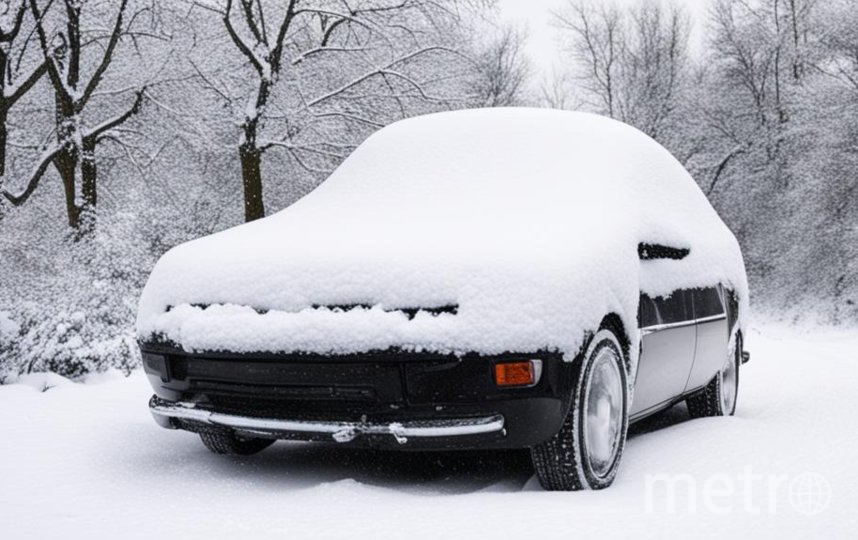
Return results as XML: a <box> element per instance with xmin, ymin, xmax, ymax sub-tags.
<box><xmin>1</xmin><ymin>324</ymin><xmax>856</xmax><ymax>539</ymax></box>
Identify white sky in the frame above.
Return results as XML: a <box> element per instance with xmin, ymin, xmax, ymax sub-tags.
<box><xmin>495</xmin><ymin>0</ymin><xmax>712</xmax><ymax>76</ymax></box>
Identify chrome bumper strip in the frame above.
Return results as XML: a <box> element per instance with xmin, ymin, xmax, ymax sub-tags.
<box><xmin>150</xmin><ymin>401</ymin><xmax>505</xmax><ymax>444</ymax></box>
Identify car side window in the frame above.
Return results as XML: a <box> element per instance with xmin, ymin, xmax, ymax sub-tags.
<box><xmin>638</xmin><ymin>294</ymin><xmax>661</xmax><ymax>328</ymax></box>
<box><xmin>655</xmin><ymin>290</ymin><xmax>693</xmax><ymax>324</ymax></box>
<box><xmin>692</xmin><ymin>287</ymin><xmax>725</xmax><ymax>319</ymax></box>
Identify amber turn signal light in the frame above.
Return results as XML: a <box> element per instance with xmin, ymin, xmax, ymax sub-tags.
<box><xmin>494</xmin><ymin>360</ymin><xmax>539</xmax><ymax>387</ymax></box>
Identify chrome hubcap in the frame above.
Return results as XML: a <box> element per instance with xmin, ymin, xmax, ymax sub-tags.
<box><xmin>720</xmin><ymin>349</ymin><xmax>738</xmax><ymax>414</ymax></box>
<box><xmin>584</xmin><ymin>347</ymin><xmax>624</xmax><ymax>478</ymax></box>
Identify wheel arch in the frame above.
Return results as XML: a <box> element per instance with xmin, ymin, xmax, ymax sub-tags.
<box><xmin>598</xmin><ymin>312</ymin><xmax>633</xmax><ymax>378</ymax></box>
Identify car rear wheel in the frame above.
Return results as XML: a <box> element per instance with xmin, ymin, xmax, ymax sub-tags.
<box><xmin>199</xmin><ymin>430</ymin><xmax>275</xmax><ymax>455</ymax></box>
<box><xmin>530</xmin><ymin>328</ymin><xmax>630</xmax><ymax>491</ymax></box>
<box><xmin>686</xmin><ymin>333</ymin><xmax>741</xmax><ymax>418</ymax></box>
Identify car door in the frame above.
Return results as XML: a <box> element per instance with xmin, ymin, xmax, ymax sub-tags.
<box><xmin>631</xmin><ymin>290</ymin><xmax>697</xmax><ymax>418</ymax></box>
<box><xmin>685</xmin><ymin>286</ymin><xmax>729</xmax><ymax>392</ymax></box>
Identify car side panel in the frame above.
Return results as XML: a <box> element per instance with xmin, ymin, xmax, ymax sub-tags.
<box><xmin>630</xmin><ymin>291</ymin><xmax>697</xmax><ymax>416</ymax></box>
<box><xmin>685</xmin><ymin>287</ymin><xmax>729</xmax><ymax>391</ymax></box>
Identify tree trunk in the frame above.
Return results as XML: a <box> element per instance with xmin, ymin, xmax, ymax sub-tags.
<box><xmin>0</xmin><ymin>106</ymin><xmax>7</xmax><ymax>177</ymax></box>
<box><xmin>55</xmin><ymin>145</ymin><xmax>80</xmax><ymax>229</ymax></box>
<box><xmin>79</xmin><ymin>136</ymin><xmax>97</xmax><ymax>233</ymax></box>
<box><xmin>240</xmin><ymin>140</ymin><xmax>265</xmax><ymax>222</ymax></box>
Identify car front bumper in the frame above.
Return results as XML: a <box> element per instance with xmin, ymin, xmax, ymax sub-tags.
<box><xmin>140</xmin><ymin>342</ymin><xmax>575</xmax><ymax>450</ymax></box>
<box><xmin>150</xmin><ymin>395</ymin><xmax>506</xmax><ymax>445</ymax></box>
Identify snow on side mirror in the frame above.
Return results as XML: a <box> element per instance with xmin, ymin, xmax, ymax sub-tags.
<box><xmin>638</xmin><ymin>243</ymin><xmax>690</xmax><ymax>261</ymax></box>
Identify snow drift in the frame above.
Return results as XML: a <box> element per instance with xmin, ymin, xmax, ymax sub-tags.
<box><xmin>136</xmin><ymin>108</ymin><xmax>748</xmax><ymax>367</ymax></box>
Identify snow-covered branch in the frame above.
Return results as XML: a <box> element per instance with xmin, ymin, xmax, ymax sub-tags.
<box><xmin>305</xmin><ymin>46</ymin><xmax>466</xmax><ymax>108</ymax></box>
<box><xmin>87</xmin><ymin>88</ymin><xmax>146</xmax><ymax>142</ymax></box>
<box><xmin>4</xmin><ymin>61</ymin><xmax>47</xmax><ymax>103</ymax></box>
<box><xmin>76</xmin><ymin>0</ymin><xmax>130</xmax><ymax>111</ymax></box>
<box><xmin>1</xmin><ymin>144</ymin><xmax>60</xmax><ymax>206</ymax></box>
<box><xmin>223</xmin><ymin>0</ymin><xmax>266</xmax><ymax>75</ymax></box>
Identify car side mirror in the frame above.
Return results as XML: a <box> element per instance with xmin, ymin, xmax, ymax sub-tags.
<box><xmin>638</xmin><ymin>243</ymin><xmax>690</xmax><ymax>261</ymax></box>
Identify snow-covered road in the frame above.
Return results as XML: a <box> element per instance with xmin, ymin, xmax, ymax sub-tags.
<box><xmin>1</xmin><ymin>324</ymin><xmax>856</xmax><ymax>539</ymax></box>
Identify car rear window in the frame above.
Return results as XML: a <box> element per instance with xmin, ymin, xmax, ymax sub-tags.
<box><xmin>657</xmin><ymin>291</ymin><xmax>693</xmax><ymax>324</ymax></box>
<box><xmin>693</xmin><ymin>287</ymin><xmax>725</xmax><ymax>319</ymax></box>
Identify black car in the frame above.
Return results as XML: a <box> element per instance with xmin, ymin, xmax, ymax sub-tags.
<box><xmin>138</xmin><ymin>109</ymin><xmax>750</xmax><ymax>490</ymax></box>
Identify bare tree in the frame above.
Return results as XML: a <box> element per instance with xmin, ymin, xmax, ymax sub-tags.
<box><xmin>192</xmin><ymin>0</ymin><xmax>472</xmax><ymax>222</ymax></box>
<box><xmin>619</xmin><ymin>2</ymin><xmax>689</xmax><ymax>139</ymax></box>
<box><xmin>1</xmin><ymin>0</ymin><xmax>149</xmax><ymax>234</ymax></box>
<box><xmin>553</xmin><ymin>0</ymin><xmax>690</xmax><ymax>142</ymax></box>
<box><xmin>554</xmin><ymin>1</ymin><xmax>623</xmax><ymax>117</ymax></box>
<box><xmin>703</xmin><ymin>0</ymin><xmax>817</xmax><ymax>190</ymax></box>
<box><xmin>817</xmin><ymin>0</ymin><xmax>858</xmax><ymax>94</ymax></box>
<box><xmin>472</xmin><ymin>24</ymin><xmax>531</xmax><ymax>107</ymax></box>
<box><xmin>0</xmin><ymin>0</ymin><xmax>47</xmax><ymax>177</ymax></box>
<box><xmin>538</xmin><ymin>68</ymin><xmax>579</xmax><ymax>110</ymax></box>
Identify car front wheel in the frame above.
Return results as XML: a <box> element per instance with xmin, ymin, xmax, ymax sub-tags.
<box><xmin>531</xmin><ymin>328</ymin><xmax>630</xmax><ymax>491</ymax></box>
<box><xmin>199</xmin><ymin>430</ymin><xmax>275</xmax><ymax>455</ymax></box>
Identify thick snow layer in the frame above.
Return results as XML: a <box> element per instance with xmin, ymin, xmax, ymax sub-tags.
<box><xmin>1</xmin><ymin>325</ymin><xmax>854</xmax><ymax>539</ymax></box>
<box><xmin>137</xmin><ymin>108</ymin><xmax>748</xmax><ymax>360</ymax></box>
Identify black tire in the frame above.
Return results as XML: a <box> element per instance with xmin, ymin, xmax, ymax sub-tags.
<box><xmin>686</xmin><ymin>333</ymin><xmax>741</xmax><ymax>418</ymax></box>
<box><xmin>199</xmin><ymin>430</ymin><xmax>275</xmax><ymax>455</ymax></box>
<box><xmin>531</xmin><ymin>328</ymin><xmax>630</xmax><ymax>491</ymax></box>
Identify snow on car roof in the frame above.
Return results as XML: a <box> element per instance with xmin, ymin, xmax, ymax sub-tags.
<box><xmin>137</xmin><ymin>108</ymin><xmax>748</xmax><ymax>362</ymax></box>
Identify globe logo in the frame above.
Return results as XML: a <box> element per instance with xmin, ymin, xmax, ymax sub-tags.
<box><xmin>788</xmin><ymin>473</ymin><xmax>831</xmax><ymax>515</ymax></box>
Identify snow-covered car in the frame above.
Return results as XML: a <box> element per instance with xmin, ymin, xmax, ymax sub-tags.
<box><xmin>137</xmin><ymin>108</ymin><xmax>750</xmax><ymax>491</ymax></box>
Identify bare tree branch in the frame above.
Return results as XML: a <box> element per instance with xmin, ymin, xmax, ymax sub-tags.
<box><xmin>6</xmin><ymin>61</ymin><xmax>47</xmax><ymax>104</ymax></box>
<box><xmin>1</xmin><ymin>144</ymin><xmax>61</xmax><ymax>206</ymax></box>
<box><xmin>87</xmin><ymin>87</ymin><xmax>146</xmax><ymax>141</ymax></box>
<box><xmin>305</xmin><ymin>46</ymin><xmax>464</xmax><ymax>108</ymax></box>
<box><xmin>27</xmin><ymin>0</ymin><xmax>67</xmax><ymax>98</ymax></box>
<box><xmin>268</xmin><ymin>0</ymin><xmax>297</xmax><ymax>73</ymax></box>
<box><xmin>224</xmin><ymin>0</ymin><xmax>264</xmax><ymax>74</ymax></box>
<box><xmin>77</xmin><ymin>0</ymin><xmax>130</xmax><ymax>111</ymax></box>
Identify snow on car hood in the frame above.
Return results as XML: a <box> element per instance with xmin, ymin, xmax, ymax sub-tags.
<box><xmin>137</xmin><ymin>108</ymin><xmax>748</xmax><ymax>360</ymax></box>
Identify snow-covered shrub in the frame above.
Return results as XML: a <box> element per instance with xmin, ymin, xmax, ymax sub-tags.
<box><xmin>0</xmin><ymin>211</ymin><xmax>157</xmax><ymax>379</ymax></box>
<box><xmin>0</xmin><ymin>311</ymin><xmax>21</xmax><ymax>381</ymax></box>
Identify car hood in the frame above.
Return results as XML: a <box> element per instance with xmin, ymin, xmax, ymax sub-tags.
<box><xmin>137</xmin><ymin>212</ymin><xmax>636</xmax><ymax>356</ymax></box>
